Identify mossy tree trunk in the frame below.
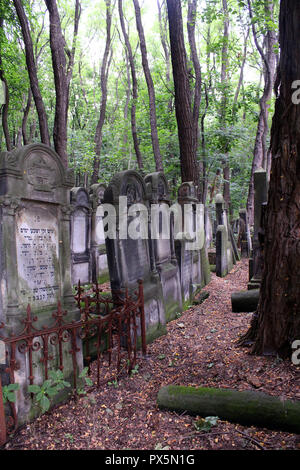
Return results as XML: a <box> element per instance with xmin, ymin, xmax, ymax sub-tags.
<box><xmin>239</xmin><ymin>0</ymin><xmax>300</xmax><ymax>357</ymax></box>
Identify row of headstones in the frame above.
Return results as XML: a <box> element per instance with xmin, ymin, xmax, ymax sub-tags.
<box><xmin>0</xmin><ymin>144</ymin><xmax>212</xmax><ymax>425</ymax></box>
<box><xmin>72</xmin><ymin>170</ymin><xmax>212</xmax><ymax>343</ymax></box>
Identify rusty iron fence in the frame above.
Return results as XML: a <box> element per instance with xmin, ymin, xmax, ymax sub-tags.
<box><xmin>0</xmin><ymin>280</ymin><xmax>146</xmax><ymax>446</ymax></box>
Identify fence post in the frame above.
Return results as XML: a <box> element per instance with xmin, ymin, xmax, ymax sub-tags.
<box><xmin>0</xmin><ymin>340</ymin><xmax>7</xmax><ymax>447</ymax></box>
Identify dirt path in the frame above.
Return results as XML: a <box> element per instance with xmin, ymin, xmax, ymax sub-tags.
<box><xmin>4</xmin><ymin>259</ymin><xmax>300</xmax><ymax>451</ymax></box>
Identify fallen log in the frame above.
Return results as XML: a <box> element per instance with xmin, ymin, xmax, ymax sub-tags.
<box><xmin>231</xmin><ymin>289</ymin><xmax>259</xmax><ymax>312</ymax></box>
<box><xmin>157</xmin><ymin>385</ymin><xmax>300</xmax><ymax>434</ymax></box>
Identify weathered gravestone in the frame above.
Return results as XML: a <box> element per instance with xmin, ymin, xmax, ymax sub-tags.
<box><xmin>215</xmin><ymin>193</ymin><xmax>238</xmax><ymax>277</ymax></box>
<box><xmin>238</xmin><ymin>209</ymin><xmax>252</xmax><ymax>258</ymax></box>
<box><xmin>144</xmin><ymin>172</ymin><xmax>182</xmax><ymax>322</ymax></box>
<box><xmin>89</xmin><ymin>183</ymin><xmax>109</xmax><ymax>285</ymax></box>
<box><xmin>70</xmin><ymin>187</ymin><xmax>91</xmax><ymax>286</ymax></box>
<box><xmin>0</xmin><ymin>144</ymin><xmax>82</xmax><ymax>424</ymax></box>
<box><xmin>103</xmin><ymin>170</ymin><xmax>166</xmax><ymax>344</ymax></box>
<box><xmin>175</xmin><ymin>182</ymin><xmax>210</xmax><ymax>308</ymax></box>
<box><xmin>248</xmin><ymin>168</ymin><xmax>268</xmax><ymax>290</ymax></box>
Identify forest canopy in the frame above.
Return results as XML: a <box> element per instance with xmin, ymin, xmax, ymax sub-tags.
<box><xmin>0</xmin><ymin>0</ymin><xmax>279</xmax><ymax>216</ymax></box>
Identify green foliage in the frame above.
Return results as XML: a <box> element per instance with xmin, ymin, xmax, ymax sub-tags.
<box><xmin>2</xmin><ymin>383</ymin><xmax>20</xmax><ymax>404</ymax></box>
<box><xmin>28</xmin><ymin>369</ymin><xmax>71</xmax><ymax>413</ymax></box>
<box><xmin>194</xmin><ymin>415</ymin><xmax>219</xmax><ymax>432</ymax></box>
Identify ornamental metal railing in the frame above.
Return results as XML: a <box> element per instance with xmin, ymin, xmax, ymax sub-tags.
<box><xmin>0</xmin><ymin>280</ymin><xmax>146</xmax><ymax>446</ymax></box>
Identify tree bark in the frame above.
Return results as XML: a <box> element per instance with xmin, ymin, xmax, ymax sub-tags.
<box><xmin>133</xmin><ymin>0</ymin><xmax>163</xmax><ymax>172</ymax></box>
<box><xmin>166</xmin><ymin>0</ymin><xmax>199</xmax><ymax>187</ymax></box>
<box><xmin>45</xmin><ymin>0</ymin><xmax>81</xmax><ymax>167</ymax></box>
<box><xmin>22</xmin><ymin>88</ymin><xmax>32</xmax><ymax>145</ymax></box>
<box><xmin>13</xmin><ymin>0</ymin><xmax>50</xmax><ymax>146</ymax></box>
<box><xmin>239</xmin><ymin>0</ymin><xmax>300</xmax><ymax>358</ymax></box>
<box><xmin>246</xmin><ymin>0</ymin><xmax>277</xmax><ymax>226</ymax></box>
<box><xmin>118</xmin><ymin>0</ymin><xmax>143</xmax><ymax>170</ymax></box>
<box><xmin>91</xmin><ymin>0</ymin><xmax>113</xmax><ymax>184</ymax></box>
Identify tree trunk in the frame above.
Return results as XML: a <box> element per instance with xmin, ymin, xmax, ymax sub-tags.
<box><xmin>118</xmin><ymin>0</ymin><xmax>143</xmax><ymax>170</ymax></box>
<box><xmin>239</xmin><ymin>0</ymin><xmax>300</xmax><ymax>358</ymax></box>
<box><xmin>13</xmin><ymin>0</ymin><xmax>50</xmax><ymax>147</ymax></box>
<box><xmin>91</xmin><ymin>0</ymin><xmax>113</xmax><ymax>184</ymax></box>
<box><xmin>45</xmin><ymin>0</ymin><xmax>81</xmax><ymax>167</ymax></box>
<box><xmin>166</xmin><ymin>0</ymin><xmax>199</xmax><ymax>187</ymax></box>
<box><xmin>246</xmin><ymin>0</ymin><xmax>277</xmax><ymax>226</ymax></box>
<box><xmin>220</xmin><ymin>0</ymin><xmax>231</xmax><ymax>209</ymax></box>
<box><xmin>22</xmin><ymin>88</ymin><xmax>32</xmax><ymax>145</ymax></box>
<box><xmin>133</xmin><ymin>0</ymin><xmax>163</xmax><ymax>172</ymax></box>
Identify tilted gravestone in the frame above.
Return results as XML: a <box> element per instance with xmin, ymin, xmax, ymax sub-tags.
<box><xmin>89</xmin><ymin>183</ymin><xmax>109</xmax><ymax>285</ymax></box>
<box><xmin>144</xmin><ymin>172</ymin><xmax>182</xmax><ymax>322</ymax></box>
<box><xmin>103</xmin><ymin>170</ymin><xmax>166</xmax><ymax>344</ymax></box>
<box><xmin>248</xmin><ymin>168</ymin><xmax>268</xmax><ymax>290</ymax></box>
<box><xmin>70</xmin><ymin>187</ymin><xmax>91</xmax><ymax>286</ymax></box>
<box><xmin>0</xmin><ymin>143</ymin><xmax>82</xmax><ymax>424</ymax></box>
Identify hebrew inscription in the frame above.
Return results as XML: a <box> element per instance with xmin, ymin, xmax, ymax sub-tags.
<box><xmin>16</xmin><ymin>204</ymin><xmax>60</xmax><ymax>309</ymax></box>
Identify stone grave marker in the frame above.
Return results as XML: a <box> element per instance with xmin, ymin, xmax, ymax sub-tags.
<box><xmin>103</xmin><ymin>170</ymin><xmax>166</xmax><ymax>343</ymax></box>
<box><xmin>0</xmin><ymin>143</ymin><xmax>81</xmax><ymax>424</ymax></box>
<box><xmin>89</xmin><ymin>183</ymin><xmax>109</xmax><ymax>285</ymax></box>
<box><xmin>248</xmin><ymin>168</ymin><xmax>268</xmax><ymax>289</ymax></box>
<box><xmin>175</xmin><ymin>182</ymin><xmax>210</xmax><ymax>307</ymax></box>
<box><xmin>70</xmin><ymin>187</ymin><xmax>91</xmax><ymax>286</ymax></box>
<box><xmin>215</xmin><ymin>193</ymin><xmax>236</xmax><ymax>277</ymax></box>
<box><xmin>144</xmin><ymin>172</ymin><xmax>182</xmax><ymax>322</ymax></box>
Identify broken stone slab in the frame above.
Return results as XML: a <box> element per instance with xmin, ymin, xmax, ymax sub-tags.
<box><xmin>231</xmin><ymin>289</ymin><xmax>259</xmax><ymax>312</ymax></box>
<box><xmin>157</xmin><ymin>385</ymin><xmax>300</xmax><ymax>434</ymax></box>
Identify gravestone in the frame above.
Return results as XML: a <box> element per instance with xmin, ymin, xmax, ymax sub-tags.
<box><xmin>70</xmin><ymin>187</ymin><xmax>91</xmax><ymax>285</ymax></box>
<box><xmin>238</xmin><ymin>209</ymin><xmax>252</xmax><ymax>258</ymax></box>
<box><xmin>0</xmin><ymin>143</ymin><xmax>81</xmax><ymax>424</ymax></box>
<box><xmin>175</xmin><ymin>182</ymin><xmax>210</xmax><ymax>308</ymax></box>
<box><xmin>248</xmin><ymin>168</ymin><xmax>268</xmax><ymax>290</ymax></box>
<box><xmin>215</xmin><ymin>193</ymin><xmax>236</xmax><ymax>277</ymax></box>
<box><xmin>144</xmin><ymin>172</ymin><xmax>182</xmax><ymax>322</ymax></box>
<box><xmin>103</xmin><ymin>170</ymin><xmax>166</xmax><ymax>344</ymax></box>
<box><xmin>89</xmin><ymin>183</ymin><xmax>109</xmax><ymax>285</ymax></box>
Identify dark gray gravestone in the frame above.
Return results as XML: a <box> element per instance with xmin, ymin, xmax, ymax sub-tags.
<box><xmin>70</xmin><ymin>187</ymin><xmax>91</xmax><ymax>285</ymax></box>
<box><xmin>248</xmin><ymin>168</ymin><xmax>268</xmax><ymax>290</ymax></box>
<box><xmin>103</xmin><ymin>170</ymin><xmax>166</xmax><ymax>343</ymax></box>
<box><xmin>89</xmin><ymin>183</ymin><xmax>109</xmax><ymax>285</ymax></box>
<box><xmin>144</xmin><ymin>172</ymin><xmax>182</xmax><ymax>322</ymax></box>
<box><xmin>0</xmin><ymin>143</ymin><xmax>82</xmax><ymax>425</ymax></box>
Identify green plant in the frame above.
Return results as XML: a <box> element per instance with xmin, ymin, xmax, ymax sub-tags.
<box><xmin>130</xmin><ymin>364</ymin><xmax>139</xmax><ymax>376</ymax></box>
<box><xmin>108</xmin><ymin>379</ymin><xmax>118</xmax><ymax>388</ymax></box>
<box><xmin>2</xmin><ymin>383</ymin><xmax>20</xmax><ymax>404</ymax></box>
<box><xmin>28</xmin><ymin>370</ymin><xmax>71</xmax><ymax>413</ymax></box>
<box><xmin>193</xmin><ymin>416</ymin><xmax>219</xmax><ymax>432</ymax></box>
<box><xmin>76</xmin><ymin>367</ymin><xmax>93</xmax><ymax>395</ymax></box>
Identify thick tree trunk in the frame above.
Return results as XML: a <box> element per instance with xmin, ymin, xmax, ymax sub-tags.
<box><xmin>166</xmin><ymin>0</ymin><xmax>199</xmax><ymax>187</ymax></box>
<box><xmin>91</xmin><ymin>0</ymin><xmax>112</xmax><ymax>184</ymax></box>
<box><xmin>118</xmin><ymin>0</ymin><xmax>143</xmax><ymax>170</ymax></box>
<box><xmin>13</xmin><ymin>0</ymin><xmax>50</xmax><ymax>147</ymax></box>
<box><xmin>133</xmin><ymin>0</ymin><xmax>163</xmax><ymax>172</ymax></box>
<box><xmin>240</xmin><ymin>0</ymin><xmax>300</xmax><ymax>358</ymax></box>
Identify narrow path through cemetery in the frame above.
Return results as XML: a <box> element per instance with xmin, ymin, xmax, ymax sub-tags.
<box><xmin>4</xmin><ymin>259</ymin><xmax>299</xmax><ymax>451</ymax></box>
